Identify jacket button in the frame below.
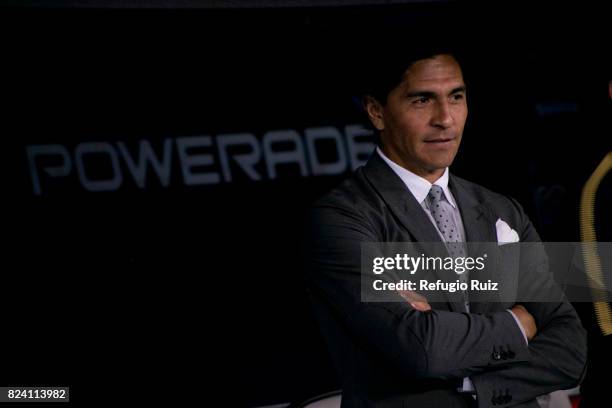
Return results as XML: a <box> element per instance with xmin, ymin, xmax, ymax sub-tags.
<box><xmin>507</xmin><ymin>350</ymin><xmax>516</xmax><ymax>359</ymax></box>
<box><xmin>492</xmin><ymin>351</ymin><xmax>502</xmax><ymax>360</ymax></box>
<box><xmin>500</xmin><ymin>351</ymin><xmax>508</xmax><ymax>360</ymax></box>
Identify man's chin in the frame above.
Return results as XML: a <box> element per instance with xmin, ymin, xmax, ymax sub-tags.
<box><xmin>423</xmin><ymin>157</ymin><xmax>456</xmax><ymax>172</ymax></box>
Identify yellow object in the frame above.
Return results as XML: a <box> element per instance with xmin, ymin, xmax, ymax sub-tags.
<box><xmin>580</xmin><ymin>152</ymin><xmax>612</xmax><ymax>336</ymax></box>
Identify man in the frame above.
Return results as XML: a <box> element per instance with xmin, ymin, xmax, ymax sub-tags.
<box><xmin>304</xmin><ymin>49</ymin><xmax>587</xmax><ymax>407</ymax></box>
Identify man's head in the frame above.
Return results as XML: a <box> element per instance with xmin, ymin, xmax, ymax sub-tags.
<box><xmin>363</xmin><ymin>53</ymin><xmax>467</xmax><ymax>183</ymax></box>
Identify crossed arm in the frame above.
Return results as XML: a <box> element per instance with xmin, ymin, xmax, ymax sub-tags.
<box><xmin>305</xmin><ymin>204</ymin><xmax>587</xmax><ymax>407</ymax></box>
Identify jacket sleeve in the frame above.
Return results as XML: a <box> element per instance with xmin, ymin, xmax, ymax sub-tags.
<box><xmin>470</xmin><ymin>198</ymin><xmax>588</xmax><ymax>408</ymax></box>
<box><xmin>305</xmin><ymin>203</ymin><xmax>532</xmax><ymax>381</ymax></box>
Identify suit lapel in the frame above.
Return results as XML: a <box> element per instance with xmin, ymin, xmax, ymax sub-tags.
<box><xmin>449</xmin><ymin>175</ymin><xmax>499</xmax><ymax>314</ymax></box>
<box><xmin>363</xmin><ymin>153</ymin><xmax>443</xmax><ymax>244</ymax></box>
<box><xmin>448</xmin><ymin>175</ymin><xmax>497</xmax><ymax>243</ymax></box>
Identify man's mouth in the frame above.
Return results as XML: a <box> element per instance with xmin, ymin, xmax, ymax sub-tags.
<box><xmin>424</xmin><ymin>137</ymin><xmax>455</xmax><ymax>144</ymax></box>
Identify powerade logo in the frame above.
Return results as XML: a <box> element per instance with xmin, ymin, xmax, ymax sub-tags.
<box><xmin>26</xmin><ymin>124</ymin><xmax>375</xmax><ymax>195</ymax></box>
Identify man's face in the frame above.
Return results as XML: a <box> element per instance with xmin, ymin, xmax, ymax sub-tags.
<box><xmin>366</xmin><ymin>54</ymin><xmax>467</xmax><ymax>181</ymax></box>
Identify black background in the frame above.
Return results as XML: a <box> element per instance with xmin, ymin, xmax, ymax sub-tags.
<box><xmin>2</xmin><ymin>1</ymin><xmax>610</xmax><ymax>406</ymax></box>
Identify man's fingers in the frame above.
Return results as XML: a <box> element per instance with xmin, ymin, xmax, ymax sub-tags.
<box><xmin>397</xmin><ymin>290</ymin><xmax>427</xmax><ymax>302</ymax></box>
<box><xmin>410</xmin><ymin>301</ymin><xmax>432</xmax><ymax>311</ymax></box>
<box><xmin>511</xmin><ymin>303</ymin><xmax>537</xmax><ymax>340</ymax></box>
<box><xmin>397</xmin><ymin>290</ymin><xmax>431</xmax><ymax>311</ymax></box>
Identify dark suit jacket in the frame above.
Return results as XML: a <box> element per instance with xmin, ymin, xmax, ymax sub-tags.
<box><xmin>304</xmin><ymin>152</ymin><xmax>587</xmax><ymax>408</ymax></box>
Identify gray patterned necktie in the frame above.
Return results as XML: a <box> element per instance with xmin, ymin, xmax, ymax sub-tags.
<box><xmin>427</xmin><ymin>185</ymin><xmax>470</xmax><ymax>311</ymax></box>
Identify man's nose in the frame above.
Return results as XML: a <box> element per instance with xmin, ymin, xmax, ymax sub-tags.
<box><xmin>431</xmin><ymin>102</ymin><xmax>454</xmax><ymax>129</ymax></box>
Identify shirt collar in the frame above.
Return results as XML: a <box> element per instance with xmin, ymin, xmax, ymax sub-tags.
<box><xmin>376</xmin><ymin>146</ymin><xmax>457</xmax><ymax>208</ymax></box>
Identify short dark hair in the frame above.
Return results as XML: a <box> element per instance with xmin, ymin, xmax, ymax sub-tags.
<box><xmin>355</xmin><ymin>28</ymin><xmax>466</xmax><ymax>105</ymax></box>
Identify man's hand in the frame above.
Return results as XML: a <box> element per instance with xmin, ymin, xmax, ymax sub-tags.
<box><xmin>511</xmin><ymin>304</ymin><xmax>538</xmax><ymax>340</ymax></box>
<box><xmin>398</xmin><ymin>290</ymin><xmax>431</xmax><ymax>311</ymax></box>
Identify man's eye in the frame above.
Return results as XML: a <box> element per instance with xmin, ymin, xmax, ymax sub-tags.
<box><xmin>451</xmin><ymin>94</ymin><xmax>465</xmax><ymax>101</ymax></box>
<box><xmin>413</xmin><ymin>97</ymin><xmax>430</xmax><ymax>105</ymax></box>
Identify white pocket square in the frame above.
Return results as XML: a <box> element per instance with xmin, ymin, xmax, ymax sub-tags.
<box><xmin>496</xmin><ymin>218</ymin><xmax>519</xmax><ymax>245</ymax></box>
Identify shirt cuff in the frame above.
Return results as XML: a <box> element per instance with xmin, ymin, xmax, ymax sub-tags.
<box><xmin>506</xmin><ymin>309</ymin><xmax>529</xmax><ymax>345</ymax></box>
<box><xmin>457</xmin><ymin>377</ymin><xmax>476</xmax><ymax>393</ymax></box>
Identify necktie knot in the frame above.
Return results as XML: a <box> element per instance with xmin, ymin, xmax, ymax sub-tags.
<box><xmin>428</xmin><ymin>185</ymin><xmax>444</xmax><ymax>203</ymax></box>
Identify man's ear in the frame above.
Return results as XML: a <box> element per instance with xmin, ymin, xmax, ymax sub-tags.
<box><xmin>363</xmin><ymin>95</ymin><xmax>385</xmax><ymax>131</ymax></box>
